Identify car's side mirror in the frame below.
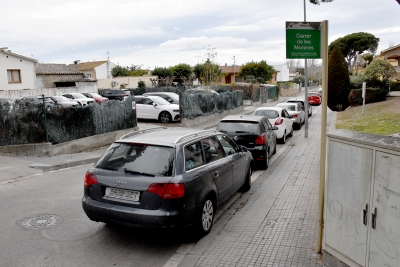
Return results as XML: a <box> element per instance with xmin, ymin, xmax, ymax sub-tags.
<box><xmin>152</xmin><ymin>102</ymin><xmax>157</xmax><ymax>106</ymax></box>
<box><xmin>168</xmin><ymin>99</ymin><xmax>173</xmax><ymax>103</ymax></box>
<box><xmin>272</xmin><ymin>126</ymin><xmax>278</xmax><ymax>130</ymax></box>
<box><xmin>239</xmin><ymin>145</ymin><xmax>248</xmax><ymax>152</ymax></box>
<box><xmin>289</xmin><ymin>114</ymin><xmax>294</xmax><ymax>118</ymax></box>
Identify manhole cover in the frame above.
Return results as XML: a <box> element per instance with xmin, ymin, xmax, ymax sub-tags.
<box><xmin>17</xmin><ymin>214</ymin><xmax>63</xmax><ymax>230</ymax></box>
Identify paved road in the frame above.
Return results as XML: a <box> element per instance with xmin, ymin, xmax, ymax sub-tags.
<box><xmin>0</xmin><ymin>92</ymin><xmax>325</xmax><ymax>266</ymax></box>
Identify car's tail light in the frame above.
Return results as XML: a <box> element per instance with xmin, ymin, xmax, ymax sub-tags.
<box><xmin>255</xmin><ymin>134</ymin><xmax>265</xmax><ymax>145</ymax></box>
<box><xmin>274</xmin><ymin>118</ymin><xmax>283</xmax><ymax>125</ymax></box>
<box><xmin>293</xmin><ymin>113</ymin><xmax>298</xmax><ymax>118</ymax></box>
<box><xmin>84</xmin><ymin>172</ymin><xmax>98</xmax><ymax>187</ymax></box>
<box><xmin>148</xmin><ymin>183</ymin><xmax>184</xmax><ymax>199</ymax></box>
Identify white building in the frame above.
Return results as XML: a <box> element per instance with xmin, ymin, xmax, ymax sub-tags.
<box><xmin>0</xmin><ymin>47</ymin><xmax>37</xmax><ymax>91</ymax></box>
<box><xmin>272</xmin><ymin>64</ymin><xmax>290</xmax><ymax>82</ymax></box>
<box><xmin>68</xmin><ymin>60</ymin><xmax>118</xmax><ymax>79</ymax></box>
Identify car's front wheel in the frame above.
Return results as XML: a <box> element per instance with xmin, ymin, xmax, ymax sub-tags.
<box><xmin>272</xmin><ymin>137</ymin><xmax>277</xmax><ymax>155</ymax></box>
<box><xmin>159</xmin><ymin>111</ymin><xmax>172</xmax><ymax>123</ymax></box>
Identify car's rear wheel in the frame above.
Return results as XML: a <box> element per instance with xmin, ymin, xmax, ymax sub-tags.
<box><xmin>288</xmin><ymin>127</ymin><xmax>293</xmax><ymax>137</ymax></box>
<box><xmin>239</xmin><ymin>165</ymin><xmax>252</xmax><ymax>192</ymax></box>
<box><xmin>260</xmin><ymin>150</ymin><xmax>269</xmax><ymax>170</ymax></box>
<box><xmin>159</xmin><ymin>111</ymin><xmax>172</xmax><ymax>123</ymax></box>
<box><xmin>279</xmin><ymin>131</ymin><xmax>286</xmax><ymax>144</ymax></box>
<box><xmin>196</xmin><ymin>195</ymin><xmax>215</xmax><ymax>236</ymax></box>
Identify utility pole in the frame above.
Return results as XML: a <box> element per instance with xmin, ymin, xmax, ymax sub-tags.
<box><xmin>303</xmin><ymin>0</ymin><xmax>309</xmax><ymax>138</ymax></box>
<box><xmin>106</xmin><ymin>51</ymin><xmax>110</xmax><ymax>79</ymax></box>
<box><xmin>232</xmin><ymin>56</ymin><xmax>236</xmax><ymax>84</ymax></box>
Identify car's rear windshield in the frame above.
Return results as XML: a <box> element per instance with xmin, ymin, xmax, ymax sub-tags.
<box><xmin>254</xmin><ymin>110</ymin><xmax>279</xmax><ymax>119</ymax></box>
<box><xmin>95</xmin><ymin>143</ymin><xmax>175</xmax><ymax>176</ymax></box>
<box><xmin>277</xmin><ymin>104</ymin><xmax>296</xmax><ymax>111</ymax></box>
<box><xmin>217</xmin><ymin>121</ymin><xmax>260</xmax><ymax>133</ymax></box>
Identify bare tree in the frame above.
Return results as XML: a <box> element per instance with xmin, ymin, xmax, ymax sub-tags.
<box><xmin>286</xmin><ymin>59</ymin><xmax>296</xmax><ymax>73</ymax></box>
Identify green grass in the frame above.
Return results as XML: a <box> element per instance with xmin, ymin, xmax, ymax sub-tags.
<box><xmin>335</xmin><ymin>98</ymin><xmax>400</xmax><ymax>136</ymax></box>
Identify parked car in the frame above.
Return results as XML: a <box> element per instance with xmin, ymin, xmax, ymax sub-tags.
<box><xmin>101</xmin><ymin>89</ymin><xmax>130</xmax><ymax>101</ymax></box>
<box><xmin>82</xmin><ymin>92</ymin><xmax>109</xmax><ymax>104</ymax></box>
<box><xmin>307</xmin><ymin>92</ymin><xmax>321</xmax><ymax>105</ymax></box>
<box><xmin>316</xmin><ymin>87</ymin><xmax>322</xmax><ymax>97</ymax></box>
<box><xmin>82</xmin><ymin>127</ymin><xmax>253</xmax><ymax>236</ymax></box>
<box><xmin>275</xmin><ymin>103</ymin><xmax>305</xmax><ymax>130</ymax></box>
<box><xmin>287</xmin><ymin>98</ymin><xmax>312</xmax><ymax>117</ymax></box>
<box><xmin>253</xmin><ymin>107</ymin><xmax>293</xmax><ymax>144</ymax></box>
<box><xmin>49</xmin><ymin>96</ymin><xmax>79</xmax><ymax>107</ymax></box>
<box><xmin>185</xmin><ymin>88</ymin><xmax>219</xmax><ymax>95</ymax></box>
<box><xmin>143</xmin><ymin>92</ymin><xmax>180</xmax><ymax>104</ymax></box>
<box><xmin>216</xmin><ymin>115</ymin><xmax>277</xmax><ymax>169</ymax></box>
<box><xmin>21</xmin><ymin>96</ymin><xmax>55</xmax><ymax>109</ymax></box>
<box><xmin>134</xmin><ymin>95</ymin><xmax>180</xmax><ymax>123</ymax></box>
<box><xmin>62</xmin><ymin>93</ymin><xmax>96</xmax><ymax>106</ymax></box>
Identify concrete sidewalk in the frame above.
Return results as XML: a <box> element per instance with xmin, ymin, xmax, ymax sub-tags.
<box><xmin>176</xmin><ymin>107</ymin><xmax>331</xmax><ymax>267</ymax></box>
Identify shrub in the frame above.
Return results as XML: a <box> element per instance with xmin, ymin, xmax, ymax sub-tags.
<box><xmin>138</xmin><ymin>80</ymin><xmax>146</xmax><ymax>88</ymax></box>
<box><xmin>390</xmin><ymin>81</ymin><xmax>400</xmax><ymax>91</ymax></box>
<box><xmin>328</xmin><ymin>46</ymin><xmax>350</xmax><ymax>111</ymax></box>
<box><xmin>348</xmin><ymin>88</ymin><xmax>386</xmax><ymax>106</ymax></box>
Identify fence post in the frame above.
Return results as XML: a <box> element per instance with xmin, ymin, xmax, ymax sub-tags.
<box><xmin>42</xmin><ymin>94</ymin><xmax>49</xmax><ymax>143</ymax></box>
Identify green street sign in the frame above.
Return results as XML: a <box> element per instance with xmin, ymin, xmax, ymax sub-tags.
<box><xmin>286</xmin><ymin>22</ymin><xmax>321</xmax><ymax>59</ymax></box>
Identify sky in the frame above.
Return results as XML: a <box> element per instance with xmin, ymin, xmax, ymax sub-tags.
<box><xmin>1</xmin><ymin>0</ymin><xmax>399</xmax><ymax>69</ymax></box>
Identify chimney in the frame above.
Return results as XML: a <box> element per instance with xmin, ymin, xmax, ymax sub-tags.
<box><xmin>73</xmin><ymin>60</ymin><xmax>80</xmax><ymax>65</ymax></box>
<box><xmin>225</xmin><ymin>63</ymin><xmax>227</xmax><ymax>66</ymax></box>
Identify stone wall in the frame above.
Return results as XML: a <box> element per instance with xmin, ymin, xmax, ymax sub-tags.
<box><xmin>279</xmin><ymin>88</ymin><xmax>300</xmax><ymax>97</ymax></box>
<box><xmin>36</xmin><ymin>74</ymin><xmax>84</xmax><ymax>89</ymax></box>
<box><xmin>0</xmin><ymin>81</ymin><xmax>98</xmax><ymax>99</ymax></box>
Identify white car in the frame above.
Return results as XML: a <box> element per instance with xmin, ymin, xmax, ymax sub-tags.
<box><xmin>275</xmin><ymin>102</ymin><xmax>305</xmax><ymax>130</ymax></box>
<box><xmin>143</xmin><ymin>92</ymin><xmax>180</xmax><ymax>104</ymax></box>
<box><xmin>287</xmin><ymin>98</ymin><xmax>312</xmax><ymax>117</ymax></box>
<box><xmin>253</xmin><ymin>107</ymin><xmax>293</xmax><ymax>144</ymax></box>
<box><xmin>134</xmin><ymin>95</ymin><xmax>180</xmax><ymax>123</ymax></box>
<box><xmin>62</xmin><ymin>93</ymin><xmax>96</xmax><ymax>106</ymax></box>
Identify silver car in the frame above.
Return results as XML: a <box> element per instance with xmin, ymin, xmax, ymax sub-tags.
<box><xmin>62</xmin><ymin>93</ymin><xmax>96</xmax><ymax>106</ymax></box>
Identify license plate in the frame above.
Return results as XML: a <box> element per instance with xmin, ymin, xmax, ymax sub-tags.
<box><xmin>105</xmin><ymin>187</ymin><xmax>140</xmax><ymax>202</ymax></box>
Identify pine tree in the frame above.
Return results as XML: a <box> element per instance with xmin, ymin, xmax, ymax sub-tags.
<box><xmin>328</xmin><ymin>46</ymin><xmax>350</xmax><ymax>111</ymax></box>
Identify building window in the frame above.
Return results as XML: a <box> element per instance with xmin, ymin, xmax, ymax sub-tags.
<box><xmin>7</xmin><ymin>69</ymin><xmax>21</xmax><ymax>83</ymax></box>
<box><xmin>85</xmin><ymin>72</ymin><xmax>91</xmax><ymax>77</ymax></box>
<box><xmin>55</xmin><ymin>81</ymin><xmax>76</xmax><ymax>87</ymax></box>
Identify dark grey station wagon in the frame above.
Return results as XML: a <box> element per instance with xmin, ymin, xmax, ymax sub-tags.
<box><xmin>82</xmin><ymin>127</ymin><xmax>253</xmax><ymax>236</ymax></box>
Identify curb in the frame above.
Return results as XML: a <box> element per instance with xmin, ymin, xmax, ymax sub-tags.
<box><xmin>29</xmin><ymin>157</ymin><xmax>100</xmax><ymax>171</ymax></box>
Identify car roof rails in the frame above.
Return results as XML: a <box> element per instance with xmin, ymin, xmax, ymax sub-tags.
<box><xmin>119</xmin><ymin>127</ymin><xmax>169</xmax><ymax>140</ymax></box>
<box><xmin>174</xmin><ymin>129</ymin><xmax>219</xmax><ymax>144</ymax></box>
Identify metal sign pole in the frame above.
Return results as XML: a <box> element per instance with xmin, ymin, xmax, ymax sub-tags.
<box><xmin>317</xmin><ymin>20</ymin><xmax>328</xmax><ymax>254</ymax></box>
<box><xmin>362</xmin><ymin>82</ymin><xmax>366</xmax><ymax>115</ymax></box>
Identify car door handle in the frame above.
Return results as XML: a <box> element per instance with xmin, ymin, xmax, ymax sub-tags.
<box><xmin>371</xmin><ymin>207</ymin><xmax>377</xmax><ymax>229</ymax></box>
<box><xmin>363</xmin><ymin>204</ymin><xmax>368</xmax><ymax>226</ymax></box>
